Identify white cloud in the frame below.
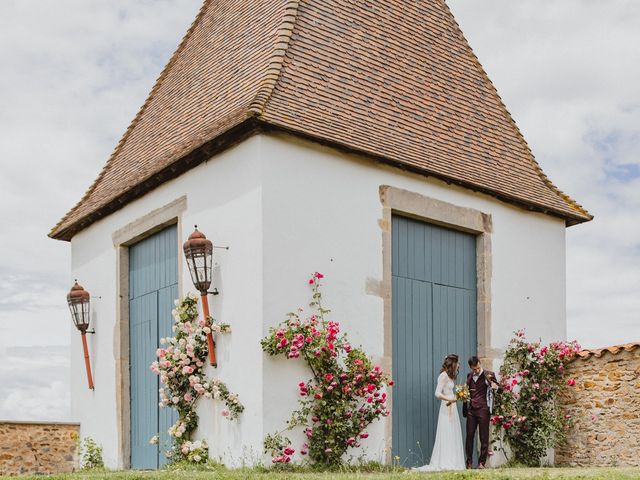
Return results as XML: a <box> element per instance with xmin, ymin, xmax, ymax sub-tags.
<box><xmin>0</xmin><ymin>346</ymin><xmax>70</xmax><ymax>421</ymax></box>
<box><xmin>0</xmin><ymin>0</ymin><xmax>200</xmax><ymax>419</ymax></box>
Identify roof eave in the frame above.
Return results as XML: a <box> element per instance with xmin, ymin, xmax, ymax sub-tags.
<box><xmin>48</xmin><ymin>118</ymin><xmax>261</xmax><ymax>241</ymax></box>
<box><xmin>49</xmin><ymin>118</ymin><xmax>592</xmax><ymax>242</ymax></box>
<box><xmin>260</xmin><ymin>122</ymin><xmax>593</xmax><ymax>227</ymax></box>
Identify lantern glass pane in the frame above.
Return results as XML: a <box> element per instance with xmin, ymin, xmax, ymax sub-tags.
<box><xmin>185</xmin><ymin>245</ymin><xmax>213</xmax><ymax>292</ymax></box>
<box><xmin>68</xmin><ymin>298</ymin><xmax>90</xmax><ymax>331</ymax></box>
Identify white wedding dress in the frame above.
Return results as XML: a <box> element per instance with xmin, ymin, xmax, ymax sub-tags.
<box><xmin>412</xmin><ymin>371</ymin><xmax>466</xmax><ymax>472</ymax></box>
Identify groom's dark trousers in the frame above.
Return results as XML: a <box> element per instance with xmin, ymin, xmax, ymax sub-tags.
<box><xmin>464</xmin><ymin>372</ymin><xmax>491</xmax><ymax>466</ymax></box>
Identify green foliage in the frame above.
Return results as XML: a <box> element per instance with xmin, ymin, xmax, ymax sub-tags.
<box><xmin>492</xmin><ymin>330</ymin><xmax>581</xmax><ymax>466</ymax></box>
<box><xmin>16</xmin><ymin>466</ymin><xmax>640</xmax><ymax>479</ymax></box>
<box><xmin>150</xmin><ymin>293</ymin><xmax>244</xmax><ymax>463</ymax></box>
<box><xmin>261</xmin><ymin>273</ymin><xmax>393</xmax><ymax>467</ymax></box>
<box><xmin>78</xmin><ymin>436</ymin><xmax>105</xmax><ymax>470</ymax></box>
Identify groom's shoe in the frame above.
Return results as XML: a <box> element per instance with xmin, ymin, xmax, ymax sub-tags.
<box><xmin>478</xmin><ymin>463</ymin><xmax>486</xmax><ymax>469</ymax></box>
<box><xmin>465</xmin><ymin>463</ymin><xmax>473</xmax><ymax>470</ymax></box>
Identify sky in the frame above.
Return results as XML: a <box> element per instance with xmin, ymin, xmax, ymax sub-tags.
<box><xmin>0</xmin><ymin>1</ymin><xmax>638</xmax><ymax>421</ymax></box>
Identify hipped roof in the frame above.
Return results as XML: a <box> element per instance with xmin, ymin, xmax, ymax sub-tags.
<box><xmin>50</xmin><ymin>0</ymin><xmax>591</xmax><ymax>241</ymax></box>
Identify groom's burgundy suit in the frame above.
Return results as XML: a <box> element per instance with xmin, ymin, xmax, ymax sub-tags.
<box><xmin>463</xmin><ymin>370</ymin><xmax>497</xmax><ymax>467</ymax></box>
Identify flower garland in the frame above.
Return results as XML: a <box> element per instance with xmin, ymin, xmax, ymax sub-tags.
<box><xmin>150</xmin><ymin>293</ymin><xmax>244</xmax><ymax>463</ymax></box>
<box><xmin>492</xmin><ymin>329</ymin><xmax>581</xmax><ymax>466</ymax></box>
<box><xmin>261</xmin><ymin>273</ymin><xmax>393</xmax><ymax>466</ymax></box>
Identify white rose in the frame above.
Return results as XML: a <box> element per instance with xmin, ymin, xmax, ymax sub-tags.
<box><xmin>193</xmin><ymin>454</ymin><xmax>201</xmax><ymax>462</ymax></box>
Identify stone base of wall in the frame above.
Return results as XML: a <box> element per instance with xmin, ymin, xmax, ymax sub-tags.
<box><xmin>0</xmin><ymin>421</ymin><xmax>80</xmax><ymax>476</ymax></box>
<box><xmin>557</xmin><ymin>346</ymin><xmax>640</xmax><ymax>467</ymax></box>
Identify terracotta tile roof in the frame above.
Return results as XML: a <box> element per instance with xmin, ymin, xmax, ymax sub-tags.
<box><xmin>50</xmin><ymin>0</ymin><xmax>592</xmax><ymax>241</ymax></box>
<box><xmin>576</xmin><ymin>343</ymin><xmax>640</xmax><ymax>360</ymax></box>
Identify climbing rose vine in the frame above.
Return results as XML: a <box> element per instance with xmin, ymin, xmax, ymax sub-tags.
<box><xmin>261</xmin><ymin>273</ymin><xmax>393</xmax><ymax>466</ymax></box>
<box><xmin>492</xmin><ymin>330</ymin><xmax>581</xmax><ymax>466</ymax></box>
<box><xmin>150</xmin><ymin>293</ymin><xmax>244</xmax><ymax>463</ymax></box>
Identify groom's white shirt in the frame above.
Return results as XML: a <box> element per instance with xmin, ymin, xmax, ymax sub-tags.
<box><xmin>472</xmin><ymin>368</ymin><xmax>484</xmax><ymax>383</ymax></box>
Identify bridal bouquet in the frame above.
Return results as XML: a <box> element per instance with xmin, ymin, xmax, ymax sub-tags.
<box><xmin>455</xmin><ymin>384</ymin><xmax>471</xmax><ymax>402</ymax></box>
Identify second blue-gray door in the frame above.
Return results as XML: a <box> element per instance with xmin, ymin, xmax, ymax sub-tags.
<box><xmin>129</xmin><ymin>225</ymin><xmax>179</xmax><ymax>469</ymax></box>
<box><xmin>391</xmin><ymin>215</ymin><xmax>477</xmax><ymax>467</ymax></box>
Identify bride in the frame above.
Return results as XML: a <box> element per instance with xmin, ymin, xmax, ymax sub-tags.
<box><xmin>411</xmin><ymin>354</ymin><xmax>466</xmax><ymax>472</ymax></box>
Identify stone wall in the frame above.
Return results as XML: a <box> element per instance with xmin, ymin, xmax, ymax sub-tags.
<box><xmin>556</xmin><ymin>344</ymin><xmax>640</xmax><ymax>467</ymax></box>
<box><xmin>0</xmin><ymin>421</ymin><xmax>80</xmax><ymax>476</ymax></box>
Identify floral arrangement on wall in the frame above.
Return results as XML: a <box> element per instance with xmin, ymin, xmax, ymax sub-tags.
<box><xmin>261</xmin><ymin>273</ymin><xmax>394</xmax><ymax>466</ymax></box>
<box><xmin>150</xmin><ymin>293</ymin><xmax>244</xmax><ymax>463</ymax></box>
<box><xmin>492</xmin><ymin>329</ymin><xmax>581</xmax><ymax>466</ymax></box>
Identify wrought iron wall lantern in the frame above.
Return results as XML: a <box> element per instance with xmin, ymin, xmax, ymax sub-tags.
<box><xmin>183</xmin><ymin>226</ymin><xmax>224</xmax><ymax>367</ymax></box>
<box><xmin>67</xmin><ymin>281</ymin><xmax>95</xmax><ymax>390</ymax></box>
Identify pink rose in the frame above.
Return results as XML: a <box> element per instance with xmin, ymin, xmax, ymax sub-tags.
<box><xmin>221</xmin><ymin>409</ymin><xmax>230</xmax><ymax>417</ymax></box>
<box><xmin>283</xmin><ymin>447</ymin><xmax>295</xmax><ymax>456</ymax></box>
<box><xmin>184</xmin><ymin>393</ymin><xmax>193</xmax><ymax>402</ymax></box>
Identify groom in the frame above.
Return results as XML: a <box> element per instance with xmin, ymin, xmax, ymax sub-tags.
<box><xmin>462</xmin><ymin>356</ymin><xmax>499</xmax><ymax>469</ymax></box>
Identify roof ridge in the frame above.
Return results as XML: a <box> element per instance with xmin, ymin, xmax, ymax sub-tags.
<box><xmin>440</xmin><ymin>0</ymin><xmax>592</xmax><ymax>222</ymax></box>
<box><xmin>48</xmin><ymin>0</ymin><xmax>214</xmax><ymax>238</ymax></box>
<box><xmin>247</xmin><ymin>0</ymin><xmax>300</xmax><ymax>117</ymax></box>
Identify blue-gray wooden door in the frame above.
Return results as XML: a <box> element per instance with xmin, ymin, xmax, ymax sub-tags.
<box><xmin>391</xmin><ymin>215</ymin><xmax>477</xmax><ymax>467</ymax></box>
<box><xmin>129</xmin><ymin>225</ymin><xmax>179</xmax><ymax>469</ymax></box>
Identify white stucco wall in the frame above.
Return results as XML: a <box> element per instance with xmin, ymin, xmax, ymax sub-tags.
<box><xmin>68</xmin><ymin>131</ymin><xmax>567</xmax><ymax>468</ymax></box>
<box><xmin>259</xmin><ymin>133</ymin><xmax>567</xmax><ymax>462</ymax></box>
<box><xmin>69</xmin><ymin>137</ymin><xmax>265</xmax><ymax>468</ymax></box>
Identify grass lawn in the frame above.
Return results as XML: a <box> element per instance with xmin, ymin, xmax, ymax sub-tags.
<box><xmin>22</xmin><ymin>467</ymin><xmax>640</xmax><ymax>480</ymax></box>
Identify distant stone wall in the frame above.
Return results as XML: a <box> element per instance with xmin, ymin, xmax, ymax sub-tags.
<box><xmin>556</xmin><ymin>345</ymin><xmax>640</xmax><ymax>467</ymax></box>
<box><xmin>0</xmin><ymin>421</ymin><xmax>80</xmax><ymax>476</ymax></box>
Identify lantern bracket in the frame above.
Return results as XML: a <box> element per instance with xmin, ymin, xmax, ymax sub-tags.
<box><xmin>207</xmin><ymin>288</ymin><xmax>220</xmax><ymax>296</ymax></box>
<box><xmin>86</xmin><ymin>329</ymin><xmax>96</xmax><ymax>334</ymax></box>
<box><xmin>213</xmin><ymin>246</ymin><xmax>230</xmax><ymax>250</ymax></box>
